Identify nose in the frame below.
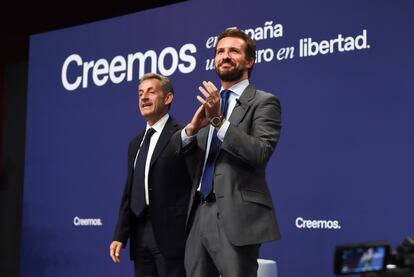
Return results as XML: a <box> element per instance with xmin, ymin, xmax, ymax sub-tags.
<box><xmin>222</xmin><ymin>50</ymin><xmax>230</xmax><ymax>59</ymax></box>
<box><xmin>140</xmin><ymin>92</ymin><xmax>149</xmax><ymax>100</ymax></box>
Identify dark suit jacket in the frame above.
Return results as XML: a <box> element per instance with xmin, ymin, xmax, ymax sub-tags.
<box><xmin>113</xmin><ymin>117</ymin><xmax>191</xmax><ymax>260</ymax></box>
<box><xmin>185</xmin><ymin>84</ymin><xmax>282</xmax><ymax>246</ymax></box>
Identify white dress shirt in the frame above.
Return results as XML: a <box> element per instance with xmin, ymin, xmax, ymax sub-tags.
<box><xmin>134</xmin><ymin>113</ymin><xmax>169</xmax><ymax>205</ymax></box>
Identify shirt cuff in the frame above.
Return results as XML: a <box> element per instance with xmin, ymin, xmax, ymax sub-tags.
<box><xmin>216</xmin><ymin>120</ymin><xmax>230</xmax><ymax>142</ymax></box>
<box><xmin>181</xmin><ymin>128</ymin><xmax>195</xmax><ymax>146</ymax></box>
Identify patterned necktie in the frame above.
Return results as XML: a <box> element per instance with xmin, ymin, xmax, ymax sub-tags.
<box><xmin>200</xmin><ymin>90</ymin><xmax>231</xmax><ymax>198</ymax></box>
<box><xmin>130</xmin><ymin>128</ymin><xmax>156</xmax><ymax>216</ymax></box>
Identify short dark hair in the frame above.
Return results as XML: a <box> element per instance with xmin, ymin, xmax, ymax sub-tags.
<box><xmin>139</xmin><ymin>73</ymin><xmax>174</xmax><ymax>109</ymax></box>
<box><xmin>214</xmin><ymin>28</ymin><xmax>256</xmax><ymax>76</ymax></box>
<box><xmin>140</xmin><ymin>73</ymin><xmax>174</xmax><ymax>96</ymax></box>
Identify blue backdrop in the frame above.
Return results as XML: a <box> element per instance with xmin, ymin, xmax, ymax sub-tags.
<box><xmin>22</xmin><ymin>0</ymin><xmax>414</xmax><ymax>276</ymax></box>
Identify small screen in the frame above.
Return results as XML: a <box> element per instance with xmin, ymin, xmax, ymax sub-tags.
<box><xmin>334</xmin><ymin>243</ymin><xmax>390</xmax><ymax>275</ymax></box>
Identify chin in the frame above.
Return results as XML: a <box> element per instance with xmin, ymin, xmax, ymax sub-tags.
<box><xmin>216</xmin><ymin>68</ymin><xmax>244</xmax><ymax>82</ymax></box>
<box><xmin>140</xmin><ymin>110</ymin><xmax>153</xmax><ymax>118</ymax></box>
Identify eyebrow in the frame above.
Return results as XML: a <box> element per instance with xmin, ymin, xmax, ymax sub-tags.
<box><xmin>217</xmin><ymin>46</ymin><xmax>241</xmax><ymax>51</ymax></box>
<box><xmin>139</xmin><ymin>87</ymin><xmax>155</xmax><ymax>92</ymax></box>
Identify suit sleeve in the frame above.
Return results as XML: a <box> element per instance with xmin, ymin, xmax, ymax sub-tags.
<box><xmin>112</xmin><ymin>143</ymin><xmax>134</xmax><ymax>245</ymax></box>
<box><xmin>220</xmin><ymin>93</ymin><xmax>281</xmax><ymax>168</ymax></box>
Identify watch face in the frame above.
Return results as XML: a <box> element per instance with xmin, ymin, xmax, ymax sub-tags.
<box><xmin>211</xmin><ymin>117</ymin><xmax>221</xmax><ymax>127</ymax></box>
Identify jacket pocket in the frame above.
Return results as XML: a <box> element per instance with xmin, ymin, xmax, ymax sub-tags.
<box><xmin>240</xmin><ymin>189</ymin><xmax>273</xmax><ymax>209</ymax></box>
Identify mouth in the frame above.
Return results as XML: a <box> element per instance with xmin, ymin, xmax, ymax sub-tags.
<box><xmin>219</xmin><ymin>58</ymin><xmax>235</xmax><ymax>67</ymax></box>
<box><xmin>141</xmin><ymin>103</ymin><xmax>152</xmax><ymax>109</ymax></box>
<box><xmin>219</xmin><ymin>62</ymin><xmax>236</xmax><ymax>69</ymax></box>
<box><xmin>221</xmin><ymin>60</ymin><xmax>235</xmax><ymax>65</ymax></box>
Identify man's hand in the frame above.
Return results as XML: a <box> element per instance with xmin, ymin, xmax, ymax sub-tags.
<box><xmin>109</xmin><ymin>241</ymin><xmax>123</xmax><ymax>263</ymax></box>
<box><xmin>185</xmin><ymin>104</ymin><xmax>209</xmax><ymax>136</ymax></box>
<box><xmin>197</xmin><ymin>81</ymin><xmax>221</xmax><ymax>121</ymax></box>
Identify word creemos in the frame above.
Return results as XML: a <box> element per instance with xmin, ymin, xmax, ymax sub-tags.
<box><xmin>73</xmin><ymin>216</ymin><xmax>103</xmax><ymax>226</ymax></box>
<box><xmin>295</xmin><ymin>217</ymin><xmax>341</xmax><ymax>230</ymax></box>
<box><xmin>61</xmin><ymin>43</ymin><xmax>197</xmax><ymax>91</ymax></box>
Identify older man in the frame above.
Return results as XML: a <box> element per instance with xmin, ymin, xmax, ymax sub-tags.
<box><xmin>110</xmin><ymin>73</ymin><xmax>191</xmax><ymax>277</ymax></box>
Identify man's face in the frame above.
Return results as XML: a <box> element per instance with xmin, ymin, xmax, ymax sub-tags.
<box><xmin>138</xmin><ymin>79</ymin><xmax>171</xmax><ymax>122</ymax></box>
<box><xmin>214</xmin><ymin>36</ymin><xmax>253</xmax><ymax>82</ymax></box>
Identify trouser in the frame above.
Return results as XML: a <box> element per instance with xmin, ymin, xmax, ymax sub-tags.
<box><xmin>133</xmin><ymin>208</ymin><xmax>185</xmax><ymax>277</ymax></box>
<box><xmin>184</xmin><ymin>200</ymin><xmax>259</xmax><ymax>277</ymax></box>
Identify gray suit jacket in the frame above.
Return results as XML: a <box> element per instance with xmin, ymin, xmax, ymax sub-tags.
<box><xmin>185</xmin><ymin>83</ymin><xmax>282</xmax><ymax>246</ymax></box>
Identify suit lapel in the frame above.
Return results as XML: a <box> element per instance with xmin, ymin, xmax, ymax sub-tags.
<box><xmin>129</xmin><ymin>131</ymin><xmax>145</xmax><ymax>164</ymax></box>
<box><xmin>198</xmin><ymin>126</ymin><xmax>210</xmax><ymax>151</ymax></box>
<box><xmin>191</xmin><ymin>125</ymin><xmax>210</xmax><ymax>185</ymax></box>
<box><xmin>149</xmin><ymin>117</ymin><xmax>178</xmax><ymax>168</ymax></box>
<box><xmin>126</xmin><ymin>130</ymin><xmax>145</xmax><ymax>194</ymax></box>
<box><xmin>228</xmin><ymin>84</ymin><xmax>256</xmax><ymax>126</ymax></box>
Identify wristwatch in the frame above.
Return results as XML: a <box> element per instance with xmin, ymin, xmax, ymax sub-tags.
<box><xmin>210</xmin><ymin>116</ymin><xmax>223</xmax><ymax>128</ymax></box>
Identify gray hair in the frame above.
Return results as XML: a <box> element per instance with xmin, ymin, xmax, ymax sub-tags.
<box><xmin>139</xmin><ymin>73</ymin><xmax>174</xmax><ymax>95</ymax></box>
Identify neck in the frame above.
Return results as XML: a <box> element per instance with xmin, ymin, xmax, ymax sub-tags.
<box><xmin>146</xmin><ymin>111</ymin><xmax>168</xmax><ymax>126</ymax></box>
<box><xmin>221</xmin><ymin>75</ymin><xmax>248</xmax><ymax>89</ymax></box>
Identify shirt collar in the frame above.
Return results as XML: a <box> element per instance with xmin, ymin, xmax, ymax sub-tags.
<box><xmin>146</xmin><ymin>113</ymin><xmax>169</xmax><ymax>134</ymax></box>
<box><xmin>220</xmin><ymin>79</ymin><xmax>250</xmax><ymax>97</ymax></box>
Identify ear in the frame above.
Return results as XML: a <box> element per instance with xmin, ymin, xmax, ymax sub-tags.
<box><xmin>164</xmin><ymin>92</ymin><xmax>173</xmax><ymax>105</ymax></box>
<box><xmin>246</xmin><ymin>57</ymin><xmax>254</xmax><ymax>69</ymax></box>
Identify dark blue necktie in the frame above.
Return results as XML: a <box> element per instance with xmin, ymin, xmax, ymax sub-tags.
<box><xmin>130</xmin><ymin>128</ymin><xmax>156</xmax><ymax>216</ymax></box>
<box><xmin>200</xmin><ymin>90</ymin><xmax>231</xmax><ymax>198</ymax></box>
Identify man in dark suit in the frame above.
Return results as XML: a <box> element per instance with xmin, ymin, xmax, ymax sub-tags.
<box><xmin>110</xmin><ymin>73</ymin><xmax>191</xmax><ymax>277</ymax></box>
<box><xmin>181</xmin><ymin>28</ymin><xmax>282</xmax><ymax>277</ymax></box>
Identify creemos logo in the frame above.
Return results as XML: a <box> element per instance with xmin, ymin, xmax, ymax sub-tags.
<box><xmin>73</xmin><ymin>216</ymin><xmax>103</xmax><ymax>226</ymax></box>
<box><xmin>295</xmin><ymin>217</ymin><xmax>341</xmax><ymax>230</ymax></box>
<box><xmin>61</xmin><ymin>43</ymin><xmax>197</xmax><ymax>91</ymax></box>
